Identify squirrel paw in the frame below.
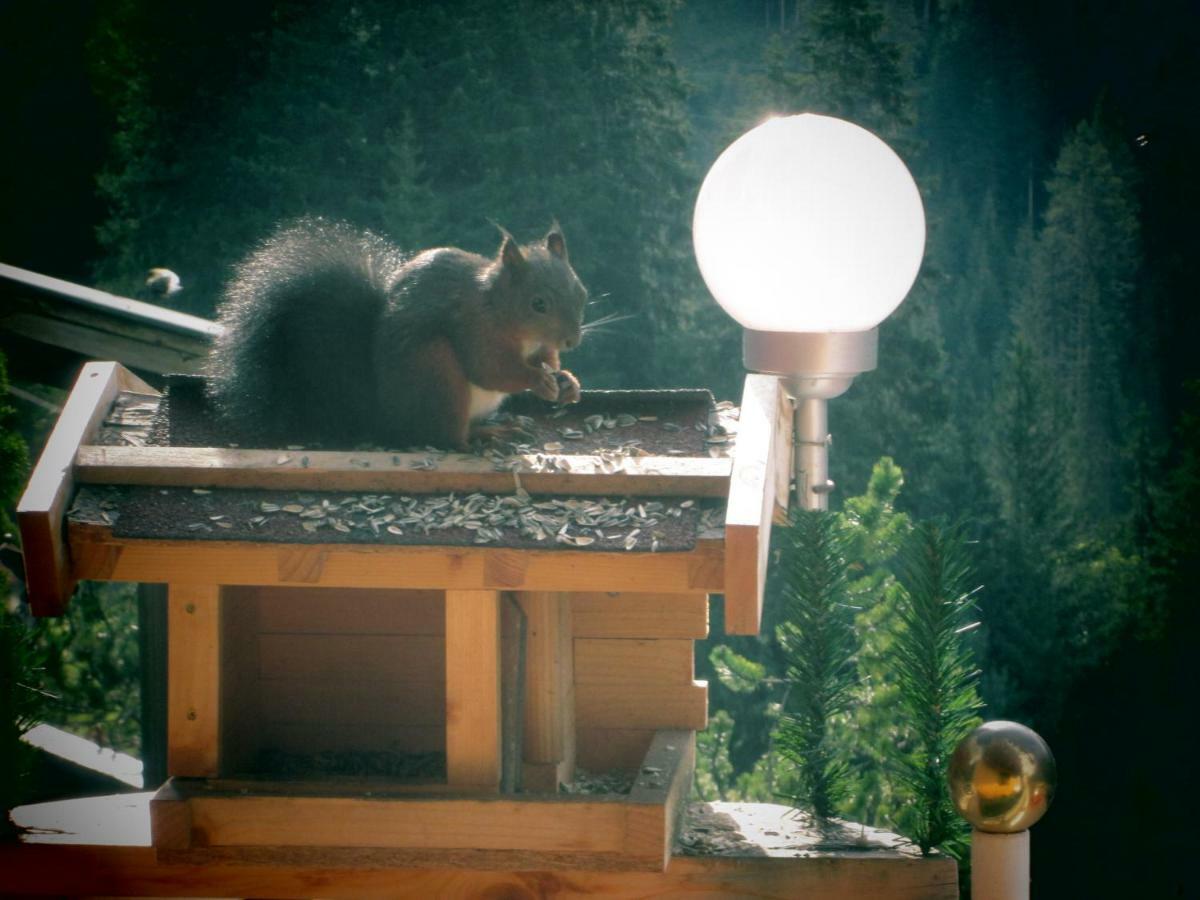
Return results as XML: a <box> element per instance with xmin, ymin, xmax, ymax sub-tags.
<box><xmin>533</xmin><ymin>364</ymin><xmax>562</xmax><ymax>401</ymax></box>
<box><xmin>554</xmin><ymin>369</ymin><xmax>581</xmax><ymax>404</ymax></box>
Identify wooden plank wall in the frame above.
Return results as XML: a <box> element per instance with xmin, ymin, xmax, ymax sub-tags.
<box><xmin>221</xmin><ymin>587</ymin><xmax>446</xmax><ymax>773</ymax></box>
<box><xmin>215</xmin><ymin>588</ymin><xmax>708</xmax><ymax>779</ymax></box>
<box><xmin>571</xmin><ymin>592</ymin><xmax>709</xmax><ymax>771</ymax></box>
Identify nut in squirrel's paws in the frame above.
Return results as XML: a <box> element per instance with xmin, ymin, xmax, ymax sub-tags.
<box><xmin>533</xmin><ymin>362</ymin><xmax>581</xmax><ymax>404</ymax></box>
<box><xmin>554</xmin><ymin>369</ymin><xmax>581</xmax><ymax>405</ymax></box>
<box><xmin>533</xmin><ymin>362</ymin><xmax>562</xmax><ymax>401</ymax></box>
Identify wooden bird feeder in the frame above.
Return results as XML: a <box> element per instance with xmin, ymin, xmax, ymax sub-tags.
<box><xmin>16</xmin><ymin>361</ymin><xmax>793</xmax><ymax>872</ymax></box>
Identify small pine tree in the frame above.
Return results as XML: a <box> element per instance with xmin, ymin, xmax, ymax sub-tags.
<box><xmin>889</xmin><ymin>520</ymin><xmax>984</xmax><ymax>855</ymax></box>
<box><xmin>773</xmin><ymin>509</ymin><xmax>860</xmax><ymax>822</ymax></box>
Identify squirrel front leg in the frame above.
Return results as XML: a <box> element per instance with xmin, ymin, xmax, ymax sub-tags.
<box><xmin>376</xmin><ymin>338</ymin><xmax>474</xmax><ymax>449</ymax></box>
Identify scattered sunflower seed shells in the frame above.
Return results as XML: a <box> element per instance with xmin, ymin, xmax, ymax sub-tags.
<box><xmin>179</xmin><ymin>489</ymin><xmax>709</xmax><ymax>552</ymax></box>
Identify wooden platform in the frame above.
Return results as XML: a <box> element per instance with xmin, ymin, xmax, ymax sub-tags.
<box><xmin>18</xmin><ymin>362</ymin><xmax>792</xmax><ymax>633</ymax></box>
<box><xmin>149</xmin><ymin>729</ymin><xmax>693</xmax><ymax>873</ymax></box>
<box><xmin>3</xmin><ymin>794</ymin><xmax>958</xmax><ymax>898</ymax></box>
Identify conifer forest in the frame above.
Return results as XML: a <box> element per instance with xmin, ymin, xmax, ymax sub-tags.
<box><xmin>2</xmin><ymin>1</ymin><xmax>1199</xmax><ymax>895</ymax></box>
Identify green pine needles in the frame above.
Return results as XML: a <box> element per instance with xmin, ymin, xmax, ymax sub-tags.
<box><xmin>890</xmin><ymin>520</ymin><xmax>984</xmax><ymax>855</ymax></box>
<box><xmin>774</xmin><ymin>509</ymin><xmax>860</xmax><ymax>822</ymax></box>
<box><xmin>767</xmin><ymin>495</ymin><xmax>983</xmax><ymax>855</ymax></box>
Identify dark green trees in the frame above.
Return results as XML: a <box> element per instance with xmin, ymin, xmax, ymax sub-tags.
<box><xmin>90</xmin><ymin>0</ymin><xmax>703</xmax><ymax>391</ymax></box>
<box><xmin>1016</xmin><ymin>117</ymin><xmax>1143</xmax><ymax>523</ymax></box>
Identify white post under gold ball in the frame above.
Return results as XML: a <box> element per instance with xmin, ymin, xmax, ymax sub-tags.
<box><xmin>948</xmin><ymin>721</ymin><xmax>1057</xmax><ymax>900</ymax></box>
<box><xmin>971</xmin><ymin>831</ymin><xmax>1031</xmax><ymax>900</ymax></box>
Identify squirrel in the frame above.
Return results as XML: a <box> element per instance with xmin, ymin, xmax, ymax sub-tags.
<box><xmin>205</xmin><ymin>217</ymin><xmax>586</xmax><ymax>449</ymax></box>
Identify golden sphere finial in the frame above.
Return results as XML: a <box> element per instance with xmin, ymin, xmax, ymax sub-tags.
<box><xmin>948</xmin><ymin>720</ymin><xmax>1056</xmax><ymax>833</ymax></box>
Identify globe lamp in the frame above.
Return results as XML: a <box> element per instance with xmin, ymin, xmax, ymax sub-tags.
<box><xmin>693</xmin><ymin>113</ymin><xmax>926</xmax><ymax>508</ymax></box>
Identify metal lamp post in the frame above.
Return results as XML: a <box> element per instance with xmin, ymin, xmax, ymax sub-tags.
<box><xmin>692</xmin><ymin>114</ymin><xmax>926</xmax><ymax>509</ymax></box>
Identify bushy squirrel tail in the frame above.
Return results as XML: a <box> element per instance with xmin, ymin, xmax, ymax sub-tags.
<box><xmin>206</xmin><ymin>217</ymin><xmax>408</xmax><ymax>443</ymax></box>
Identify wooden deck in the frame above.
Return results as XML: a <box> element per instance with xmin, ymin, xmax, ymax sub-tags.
<box><xmin>3</xmin><ymin>793</ymin><xmax>958</xmax><ymax>899</ymax></box>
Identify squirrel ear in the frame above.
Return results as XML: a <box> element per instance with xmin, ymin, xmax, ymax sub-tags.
<box><xmin>545</xmin><ymin>224</ymin><xmax>568</xmax><ymax>261</ymax></box>
<box><xmin>497</xmin><ymin>228</ymin><xmax>527</xmax><ymax>271</ymax></box>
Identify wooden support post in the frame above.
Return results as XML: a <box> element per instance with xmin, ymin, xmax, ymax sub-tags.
<box><xmin>149</xmin><ymin>779</ymin><xmax>192</xmax><ymax>852</ymax></box>
<box><xmin>724</xmin><ymin>374</ymin><xmax>790</xmax><ymax>635</ymax></box>
<box><xmin>499</xmin><ymin>595</ymin><xmax>526</xmax><ymax>793</ymax></box>
<box><xmin>167</xmin><ymin>585</ymin><xmax>221</xmax><ymax>777</ymax></box>
<box><xmin>445</xmin><ymin>589</ymin><xmax>502</xmax><ymax>789</ymax></box>
<box><xmin>516</xmin><ymin>592</ymin><xmax>575</xmax><ymax>792</ymax></box>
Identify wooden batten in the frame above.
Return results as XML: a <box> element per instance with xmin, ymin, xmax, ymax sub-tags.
<box><xmin>167</xmin><ymin>584</ymin><xmax>222</xmax><ymax>777</ymax></box>
<box><xmin>723</xmin><ymin>374</ymin><xmax>790</xmax><ymax>635</ymax></box>
<box><xmin>68</xmin><ymin>527</ymin><xmax>727</xmax><ymax>595</ymax></box>
<box><xmin>575</xmin><ymin>680</ymin><xmax>707</xmax><ymax>731</ymax></box>
<box><xmin>17</xmin><ymin>361</ymin><xmax>154</xmax><ymax>615</ymax></box>
<box><xmin>571</xmin><ymin>592</ymin><xmax>709</xmax><ymax>639</ymax></box>
<box><xmin>445</xmin><ymin>590</ymin><xmax>502</xmax><ymax>789</ymax></box>
<box><xmin>73</xmin><ymin>444</ymin><xmax>732</xmax><ymax>498</ymax></box>
<box><xmin>574</xmin><ymin>638</ymin><xmax>694</xmax><ymax>685</ymax></box>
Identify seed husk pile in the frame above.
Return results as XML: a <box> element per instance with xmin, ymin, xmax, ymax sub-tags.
<box><xmin>245</xmin><ymin>489</ymin><xmax>710</xmax><ymax>550</ymax></box>
<box><xmin>78</xmin><ymin>484</ymin><xmax>723</xmax><ymax>553</ymax></box>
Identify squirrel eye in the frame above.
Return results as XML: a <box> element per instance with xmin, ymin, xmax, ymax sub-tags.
<box><xmin>531</xmin><ymin>295</ymin><xmax>549</xmax><ymax>314</ymax></box>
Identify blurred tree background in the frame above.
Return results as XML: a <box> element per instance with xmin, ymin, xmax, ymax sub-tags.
<box><xmin>2</xmin><ymin>0</ymin><xmax>1198</xmax><ymax>893</ymax></box>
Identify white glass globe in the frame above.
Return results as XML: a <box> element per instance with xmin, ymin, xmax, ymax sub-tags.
<box><xmin>693</xmin><ymin>114</ymin><xmax>926</xmax><ymax>333</ymax></box>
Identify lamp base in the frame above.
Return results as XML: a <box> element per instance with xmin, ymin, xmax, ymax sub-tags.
<box><xmin>743</xmin><ymin>328</ymin><xmax>878</xmax><ymax>509</ymax></box>
<box><xmin>743</xmin><ymin>328</ymin><xmax>878</xmax><ymax>400</ymax></box>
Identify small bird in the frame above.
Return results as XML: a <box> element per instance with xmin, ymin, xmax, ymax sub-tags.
<box><xmin>144</xmin><ymin>267</ymin><xmax>182</xmax><ymax>297</ymax></box>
